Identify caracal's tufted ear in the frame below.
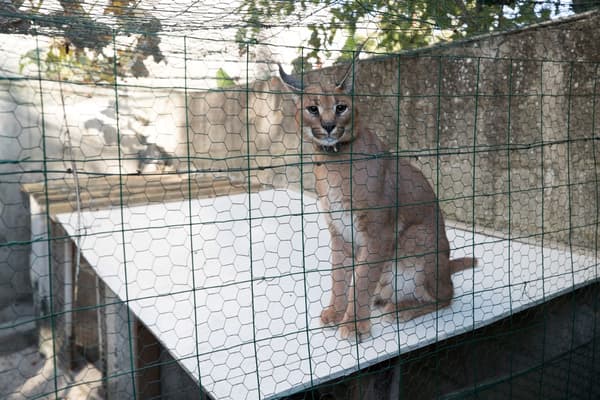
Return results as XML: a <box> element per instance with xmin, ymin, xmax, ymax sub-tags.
<box><xmin>335</xmin><ymin>64</ymin><xmax>354</xmax><ymax>94</ymax></box>
<box><xmin>336</xmin><ymin>55</ymin><xmax>358</xmax><ymax>93</ymax></box>
<box><xmin>277</xmin><ymin>64</ymin><xmax>304</xmax><ymax>93</ymax></box>
<box><xmin>335</xmin><ymin>40</ymin><xmax>367</xmax><ymax>94</ymax></box>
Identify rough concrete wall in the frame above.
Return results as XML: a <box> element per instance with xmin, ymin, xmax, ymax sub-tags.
<box><xmin>186</xmin><ymin>80</ymin><xmax>303</xmax><ymax>187</ymax></box>
<box><xmin>0</xmin><ymin>79</ymin><xmax>186</xmax><ymax>309</ymax></box>
<box><xmin>427</xmin><ymin>11</ymin><xmax>600</xmax><ymax>249</ymax></box>
<box><xmin>1</xmin><ymin>79</ymin><xmax>49</xmax><ymax>308</ymax></box>
<box><xmin>185</xmin><ymin>66</ymin><xmax>387</xmax><ymax>192</ymax></box>
<box><xmin>347</xmin><ymin>55</ymin><xmax>594</xmax><ymax>247</ymax></box>
<box><xmin>221</xmin><ymin>10</ymin><xmax>600</xmax><ymax>250</ymax></box>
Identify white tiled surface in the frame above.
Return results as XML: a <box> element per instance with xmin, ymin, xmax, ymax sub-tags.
<box><xmin>55</xmin><ymin>189</ymin><xmax>598</xmax><ymax>400</ymax></box>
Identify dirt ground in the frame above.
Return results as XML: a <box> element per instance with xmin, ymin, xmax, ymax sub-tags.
<box><xmin>0</xmin><ymin>345</ymin><xmax>103</xmax><ymax>400</ymax></box>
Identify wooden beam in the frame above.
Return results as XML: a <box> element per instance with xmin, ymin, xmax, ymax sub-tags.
<box><xmin>22</xmin><ymin>175</ymin><xmax>263</xmax><ymax>215</ymax></box>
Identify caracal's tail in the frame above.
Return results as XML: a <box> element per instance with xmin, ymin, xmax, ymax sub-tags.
<box><xmin>449</xmin><ymin>257</ymin><xmax>478</xmax><ymax>274</ymax></box>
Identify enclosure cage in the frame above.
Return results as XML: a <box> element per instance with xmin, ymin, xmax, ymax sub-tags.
<box><xmin>1</xmin><ymin>5</ymin><xmax>600</xmax><ymax>400</ymax></box>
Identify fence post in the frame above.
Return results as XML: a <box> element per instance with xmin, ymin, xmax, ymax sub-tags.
<box><xmin>102</xmin><ymin>284</ymin><xmax>136</xmax><ymax>399</ymax></box>
<box><xmin>28</xmin><ymin>195</ymin><xmax>53</xmax><ymax>356</ymax></box>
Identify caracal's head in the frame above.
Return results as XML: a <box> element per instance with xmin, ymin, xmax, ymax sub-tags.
<box><xmin>278</xmin><ymin>64</ymin><xmax>357</xmax><ymax>153</ymax></box>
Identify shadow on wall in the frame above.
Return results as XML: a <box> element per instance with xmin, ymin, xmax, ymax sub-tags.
<box><xmin>0</xmin><ymin>80</ymin><xmax>187</xmax><ymax>310</ymax></box>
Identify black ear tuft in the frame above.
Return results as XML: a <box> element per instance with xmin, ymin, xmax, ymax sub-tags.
<box><xmin>335</xmin><ymin>68</ymin><xmax>354</xmax><ymax>94</ymax></box>
<box><xmin>336</xmin><ymin>40</ymin><xmax>367</xmax><ymax>93</ymax></box>
<box><xmin>278</xmin><ymin>63</ymin><xmax>304</xmax><ymax>92</ymax></box>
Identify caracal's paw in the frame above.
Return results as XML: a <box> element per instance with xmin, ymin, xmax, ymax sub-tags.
<box><xmin>382</xmin><ymin>302</ymin><xmax>415</xmax><ymax>322</ymax></box>
<box><xmin>320</xmin><ymin>307</ymin><xmax>345</xmax><ymax>326</ymax></box>
<box><xmin>339</xmin><ymin>317</ymin><xmax>371</xmax><ymax>341</ymax></box>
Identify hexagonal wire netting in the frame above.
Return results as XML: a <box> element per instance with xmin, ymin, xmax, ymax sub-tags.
<box><xmin>1</xmin><ymin>12</ymin><xmax>600</xmax><ymax>400</ymax></box>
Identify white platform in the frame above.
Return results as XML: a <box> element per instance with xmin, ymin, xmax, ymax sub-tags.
<box><xmin>55</xmin><ymin>188</ymin><xmax>599</xmax><ymax>400</ymax></box>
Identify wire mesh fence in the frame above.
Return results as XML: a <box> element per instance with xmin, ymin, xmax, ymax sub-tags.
<box><xmin>1</xmin><ymin>5</ymin><xmax>600</xmax><ymax>400</ymax></box>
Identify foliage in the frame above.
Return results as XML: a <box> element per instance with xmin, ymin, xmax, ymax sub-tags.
<box><xmin>20</xmin><ymin>39</ymin><xmax>109</xmax><ymax>83</ymax></box>
<box><xmin>18</xmin><ymin>37</ymin><xmax>159</xmax><ymax>83</ymax></box>
<box><xmin>291</xmin><ymin>56</ymin><xmax>313</xmax><ymax>75</ymax></box>
<box><xmin>3</xmin><ymin>0</ymin><xmax>164</xmax><ymax>81</ymax></box>
<box><xmin>333</xmin><ymin>34</ymin><xmax>379</xmax><ymax>64</ymax></box>
<box><xmin>216</xmin><ymin>68</ymin><xmax>236</xmax><ymax>88</ymax></box>
<box><xmin>237</xmin><ymin>0</ymin><xmax>577</xmax><ymax>62</ymax></box>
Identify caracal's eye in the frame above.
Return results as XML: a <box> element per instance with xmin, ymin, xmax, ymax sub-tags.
<box><xmin>306</xmin><ymin>105</ymin><xmax>319</xmax><ymax>115</ymax></box>
<box><xmin>335</xmin><ymin>104</ymin><xmax>348</xmax><ymax>115</ymax></box>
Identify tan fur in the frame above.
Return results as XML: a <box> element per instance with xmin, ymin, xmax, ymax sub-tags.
<box><xmin>278</xmin><ymin>67</ymin><xmax>477</xmax><ymax>340</ymax></box>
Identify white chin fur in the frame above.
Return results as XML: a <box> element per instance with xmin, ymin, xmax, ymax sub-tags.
<box><xmin>303</xmin><ymin>127</ymin><xmax>340</xmax><ymax>148</ymax></box>
<box><xmin>320</xmin><ymin>137</ymin><xmax>339</xmax><ymax>146</ymax></box>
<box><xmin>302</xmin><ymin>127</ymin><xmax>340</xmax><ymax>147</ymax></box>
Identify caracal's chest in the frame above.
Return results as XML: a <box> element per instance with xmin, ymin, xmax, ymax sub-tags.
<box><xmin>314</xmin><ymin>155</ymin><xmax>385</xmax><ymax>248</ymax></box>
<box><xmin>317</xmin><ymin>173</ymin><xmax>367</xmax><ymax>247</ymax></box>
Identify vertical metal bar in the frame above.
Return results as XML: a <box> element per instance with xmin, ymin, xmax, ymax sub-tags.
<box><xmin>34</xmin><ymin>33</ymin><xmax>59</xmax><ymax>399</ymax></box>
<box><xmin>244</xmin><ymin>41</ymin><xmax>261</xmax><ymax>399</ymax></box>
<box><xmin>111</xmin><ymin>28</ymin><xmax>138</xmax><ymax>399</ymax></box>
<box><xmin>63</xmin><ymin>239</ymin><xmax>73</xmax><ymax>366</ymax></box>
<box><xmin>434</xmin><ymin>54</ymin><xmax>443</xmax><ymax>398</ymax></box>
<box><xmin>586</xmin><ymin>62</ymin><xmax>600</xmax><ymax>400</ymax></box>
<box><xmin>537</xmin><ymin>58</ymin><xmax>548</xmax><ymax>398</ymax></box>
<box><xmin>393</xmin><ymin>52</ymin><xmax>404</xmax><ymax>399</ymax></box>
<box><xmin>506</xmin><ymin>57</ymin><xmax>514</xmax><ymax>400</ymax></box>
<box><xmin>470</xmin><ymin>56</ymin><xmax>482</xmax><ymax>396</ymax></box>
<box><xmin>564</xmin><ymin>60</ymin><xmax>576</xmax><ymax>399</ymax></box>
<box><xmin>183</xmin><ymin>35</ymin><xmax>206</xmax><ymax>399</ymax></box>
<box><xmin>298</xmin><ymin>46</ymin><xmax>316</xmax><ymax>398</ymax></box>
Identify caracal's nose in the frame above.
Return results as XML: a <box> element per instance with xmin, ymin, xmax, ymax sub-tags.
<box><xmin>322</xmin><ymin>122</ymin><xmax>336</xmax><ymax>134</ymax></box>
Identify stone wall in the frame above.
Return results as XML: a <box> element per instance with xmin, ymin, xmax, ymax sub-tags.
<box><xmin>339</xmin><ymin>54</ymin><xmax>600</xmax><ymax>249</ymax></box>
<box><xmin>215</xmin><ymin>10</ymin><xmax>600</xmax><ymax>250</ymax></box>
<box><xmin>422</xmin><ymin>11</ymin><xmax>600</xmax><ymax>249</ymax></box>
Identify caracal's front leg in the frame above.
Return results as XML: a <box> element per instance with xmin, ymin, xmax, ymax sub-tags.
<box><xmin>339</xmin><ymin>245</ymin><xmax>384</xmax><ymax>340</ymax></box>
<box><xmin>320</xmin><ymin>231</ymin><xmax>353</xmax><ymax>326</ymax></box>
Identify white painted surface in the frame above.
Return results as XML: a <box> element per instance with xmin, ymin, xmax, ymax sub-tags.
<box><xmin>55</xmin><ymin>189</ymin><xmax>598</xmax><ymax>400</ymax></box>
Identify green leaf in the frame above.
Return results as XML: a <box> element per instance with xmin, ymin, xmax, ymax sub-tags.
<box><xmin>216</xmin><ymin>68</ymin><xmax>236</xmax><ymax>88</ymax></box>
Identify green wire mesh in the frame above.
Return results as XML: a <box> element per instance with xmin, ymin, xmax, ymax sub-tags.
<box><xmin>1</xmin><ymin>8</ymin><xmax>600</xmax><ymax>400</ymax></box>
